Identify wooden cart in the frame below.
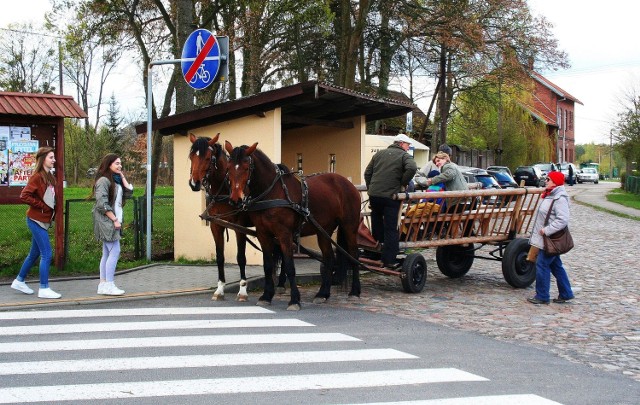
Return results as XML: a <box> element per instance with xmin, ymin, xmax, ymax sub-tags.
<box><xmin>356</xmin><ymin>186</ymin><xmax>544</xmax><ymax>293</ymax></box>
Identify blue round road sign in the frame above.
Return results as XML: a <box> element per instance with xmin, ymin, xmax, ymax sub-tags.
<box><xmin>181</xmin><ymin>29</ymin><xmax>221</xmax><ymax>90</ymax></box>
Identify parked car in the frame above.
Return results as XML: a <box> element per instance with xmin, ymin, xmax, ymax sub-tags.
<box><xmin>533</xmin><ymin>162</ymin><xmax>558</xmax><ymax>177</ymax></box>
<box><xmin>558</xmin><ymin>162</ymin><xmax>579</xmax><ymax>184</ymax></box>
<box><xmin>513</xmin><ymin>165</ymin><xmax>545</xmax><ymax>187</ymax></box>
<box><xmin>459</xmin><ymin>167</ymin><xmax>501</xmax><ymax>204</ymax></box>
<box><xmin>577</xmin><ymin>167</ymin><xmax>599</xmax><ymax>184</ymax></box>
<box><xmin>486</xmin><ymin>165</ymin><xmax>513</xmax><ymax>177</ymax></box>
<box><xmin>487</xmin><ymin>169</ymin><xmax>518</xmax><ymax>188</ymax></box>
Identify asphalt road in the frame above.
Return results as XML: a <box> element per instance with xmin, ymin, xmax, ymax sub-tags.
<box><xmin>0</xmin><ymin>296</ymin><xmax>637</xmax><ymax>404</ymax></box>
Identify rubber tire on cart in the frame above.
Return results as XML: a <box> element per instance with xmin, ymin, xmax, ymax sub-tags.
<box><xmin>401</xmin><ymin>253</ymin><xmax>427</xmax><ymax>293</ymax></box>
<box><xmin>436</xmin><ymin>244</ymin><xmax>475</xmax><ymax>278</ymax></box>
<box><xmin>501</xmin><ymin>238</ymin><xmax>535</xmax><ymax>288</ymax></box>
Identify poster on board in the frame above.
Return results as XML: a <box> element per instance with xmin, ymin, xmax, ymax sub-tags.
<box><xmin>8</xmin><ymin>140</ymin><xmax>39</xmax><ymax>186</ymax></box>
<box><xmin>10</xmin><ymin>126</ymin><xmax>31</xmax><ymax>141</ymax></box>
<box><xmin>0</xmin><ymin>127</ymin><xmax>8</xmax><ymax>186</ymax></box>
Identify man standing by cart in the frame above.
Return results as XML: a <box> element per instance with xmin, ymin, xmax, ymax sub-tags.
<box><xmin>364</xmin><ymin>134</ymin><xmax>417</xmax><ymax>268</ymax></box>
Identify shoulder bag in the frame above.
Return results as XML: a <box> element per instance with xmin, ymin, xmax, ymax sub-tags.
<box><xmin>542</xmin><ymin>199</ymin><xmax>574</xmax><ymax>255</ymax></box>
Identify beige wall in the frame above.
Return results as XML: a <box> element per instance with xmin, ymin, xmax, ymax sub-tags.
<box><xmin>281</xmin><ymin>116</ymin><xmax>365</xmax><ymax>185</ymax></box>
<box><xmin>173</xmin><ymin>109</ymin><xmax>281</xmax><ymax>264</ymax></box>
<box><xmin>173</xmin><ymin>111</ymin><xmax>366</xmax><ymax>265</ymax></box>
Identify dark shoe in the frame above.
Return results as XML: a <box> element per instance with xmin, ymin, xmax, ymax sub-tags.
<box><xmin>527</xmin><ymin>297</ymin><xmax>550</xmax><ymax>305</ymax></box>
<box><xmin>382</xmin><ymin>262</ymin><xmax>400</xmax><ymax>270</ymax></box>
<box><xmin>553</xmin><ymin>296</ymin><xmax>574</xmax><ymax>303</ymax></box>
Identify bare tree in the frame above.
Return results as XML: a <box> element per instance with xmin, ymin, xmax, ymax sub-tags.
<box><xmin>0</xmin><ymin>24</ymin><xmax>58</xmax><ymax>93</ymax></box>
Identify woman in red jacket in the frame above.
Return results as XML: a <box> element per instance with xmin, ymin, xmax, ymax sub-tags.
<box><xmin>11</xmin><ymin>146</ymin><xmax>61</xmax><ymax>299</ymax></box>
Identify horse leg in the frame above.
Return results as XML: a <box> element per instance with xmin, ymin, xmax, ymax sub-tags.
<box><xmin>256</xmin><ymin>237</ymin><xmax>276</xmax><ymax>306</ymax></box>
<box><xmin>340</xmin><ymin>225</ymin><xmax>361</xmax><ymax>298</ymax></box>
<box><xmin>235</xmin><ymin>232</ymin><xmax>249</xmax><ymax>302</ymax></box>
<box><xmin>211</xmin><ymin>224</ymin><xmax>226</xmax><ymax>301</ymax></box>
<box><xmin>273</xmin><ymin>244</ymin><xmax>287</xmax><ymax>294</ymax></box>
<box><xmin>313</xmin><ymin>236</ymin><xmax>335</xmax><ymax>304</ymax></box>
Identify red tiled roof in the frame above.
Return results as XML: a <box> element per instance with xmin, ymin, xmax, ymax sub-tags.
<box><xmin>0</xmin><ymin>92</ymin><xmax>87</xmax><ymax>118</ymax></box>
<box><xmin>530</xmin><ymin>71</ymin><xmax>584</xmax><ymax>105</ymax></box>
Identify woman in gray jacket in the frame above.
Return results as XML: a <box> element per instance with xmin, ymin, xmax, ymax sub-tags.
<box><xmin>527</xmin><ymin>171</ymin><xmax>574</xmax><ymax>305</ymax></box>
<box><xmin>92</xmin><ymin>154</ymin><xmax>133</xmax><ymax>296</ymax></box>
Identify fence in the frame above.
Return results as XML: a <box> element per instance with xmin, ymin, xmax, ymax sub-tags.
<box><xmin>626</xmin><ymin>175</ymin><xmax>640</xmax><ymax>195</ymax></box>
<box><xmin>0</xmin><ymin>196</ymin><xmax>174</xmax><ymax>276</ymax></box>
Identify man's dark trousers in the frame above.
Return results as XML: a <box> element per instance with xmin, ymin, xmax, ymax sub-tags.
<box><xmin>369</xmin><ymin>195</ymin><xmax>402</xmax><ymax>266</ymax></box>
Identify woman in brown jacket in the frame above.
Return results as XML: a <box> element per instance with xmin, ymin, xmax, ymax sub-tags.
<box><xmin>11</xmin><ymin>146</ymin><xmax>61</xmax><ymax>299</ymax></box>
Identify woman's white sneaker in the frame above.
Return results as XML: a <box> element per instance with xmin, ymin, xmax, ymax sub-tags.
<box><xmin>38</xmin><ymin>288</ymin><xmax>61</xmax><ymax>299</ymax></box>
<box><xmin>99</xmin><ymin>282</ymin><xmax>125</xmax><ymax>296</ymax></box>
<box><xmin>11</xmin><ymin>279</ymin><xmax>34</xmax><ymax>295</ymax></box>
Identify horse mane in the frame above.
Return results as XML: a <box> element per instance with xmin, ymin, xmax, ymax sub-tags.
<box><xmin>230</xmin><ymin>145</ymin><xmax>289</xmax><ymax>172</ymax></box>
<box><xmin>190</xmin><ymin>136</ymin><xmax>211</xmax><ymax>157</ymax></box>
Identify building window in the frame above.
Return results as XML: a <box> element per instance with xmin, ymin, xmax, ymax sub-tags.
<box><xmin>569</xmin><ymin>111</ymin><xmax>574</xmax><ymax>131</ymax></box>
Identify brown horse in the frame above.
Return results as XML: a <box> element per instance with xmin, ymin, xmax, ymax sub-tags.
<box><xmin>224</xmin><ymin>141</ymin><xmax>361</xmax><ymax>310</ymax></box>
<box><xmin>188</xmin><ymin>133</ymin><xmax>253</xmax><ymax>301</ymax></box>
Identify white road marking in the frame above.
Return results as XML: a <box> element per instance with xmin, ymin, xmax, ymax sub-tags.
<box><xmin>0</xmin><ymin>349</ymin><xmax>417</xmax><ymax>375</ymax></box>
<box><xmin>0</xmin><ymin>307</ymin><xmax>274</xmax><ymax>320</ymax></box>
<box><xmin>353</xmin><ymin>395</ymin><xmax>563</xmax><ymax>404</ymax></box>
<box><xmin>0</xmin><ymin>318</ymin><xmax>312</xmax><ymax>336</ymax></box>
<box><xmin>0</xmin><ymin>333</ymin><xmax>360</xmax><ymax>353</ymax></box>
<box><xmin>0</xmin><ymin>368</ymin><xmax>487</xmax><ymax>403</ymax></box>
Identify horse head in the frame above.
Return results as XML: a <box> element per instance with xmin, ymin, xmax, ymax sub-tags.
<box><xmin>188</xmin><ymin>132</ymin><xmax>220</xmax><ymax>192</ymax></box>
<box><xmin>225</xmin><ymin>140</ymin><xmax>258</xmax><ymax>204</ymax></box>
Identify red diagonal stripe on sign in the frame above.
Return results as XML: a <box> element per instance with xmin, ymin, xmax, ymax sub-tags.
<box><xmin>185</xmin><ymin>35</ymin><xmax>216</xmax><ymax>83</ymax></box>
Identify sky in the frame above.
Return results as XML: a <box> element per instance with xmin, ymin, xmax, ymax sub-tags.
<box><xmin>2</xmin><ymin>0</ymin><xmax>640</xmax><ymax>145</ymax></box>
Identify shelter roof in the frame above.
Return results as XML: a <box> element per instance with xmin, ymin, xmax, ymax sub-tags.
<box><xmin>136</xmin><ymin>81</ymin><xmax>415</xmax><ymax>135</ymax></box>
<box><xmin>0</xmin><ymin>92</ymin><xmax>87</xmax><ymax>118</ymax></box>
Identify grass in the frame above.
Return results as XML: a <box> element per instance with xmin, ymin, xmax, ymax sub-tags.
<box><xmin>607</xmin><ymin>188</ymin><xmax>640</xmax><ymax>210</ymax></box>
<box><xmin>0</xmin><ymin>186</ymin><xmax>175</xmax><ymax>281</ymax></box>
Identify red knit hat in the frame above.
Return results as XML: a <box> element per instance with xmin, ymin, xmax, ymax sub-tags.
<box><xmin>547</xmin><ymin>171</ymin><xmax>565</xmax><ymax>185</ymax></box>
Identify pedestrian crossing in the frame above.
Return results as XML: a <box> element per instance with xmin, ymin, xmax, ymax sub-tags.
<box><xmin>0</xmin><ymin>306</ymin><xmax>563</xmax><ymax>404</ymax></box>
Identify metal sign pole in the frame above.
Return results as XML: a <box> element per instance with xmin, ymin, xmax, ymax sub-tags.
<box><xmin>146</xmin><ymin>59</ymin><xmax>182</xmax><ymax>261</ymax></box>
<box><xmin>145</xmin><ymin>33</ymin><xmax>227</xmax><ymax>261</ymax></box>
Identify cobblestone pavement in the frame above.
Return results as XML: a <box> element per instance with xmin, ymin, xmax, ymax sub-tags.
<box><xmin>298</xmin><ymin>191</ymin><xmax>640</xmax><ymax>384</ymax></box>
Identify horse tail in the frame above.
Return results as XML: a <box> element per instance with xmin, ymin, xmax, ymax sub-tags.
<box><xmin>334</xmin><ymin>226</ymin><xmax>350</xmax><ymax>287</ymax></box>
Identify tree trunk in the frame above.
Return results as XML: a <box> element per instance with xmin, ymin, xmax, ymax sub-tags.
<box><xmin>175</xmin><ymin>0</ymin><xmax>195</xmax><ymax>114</ymax></box>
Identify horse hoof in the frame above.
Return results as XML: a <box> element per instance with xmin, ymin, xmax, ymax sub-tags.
<box><xmin>287</xmin><ymin>303</ymin><xmax>301</xmax><ymax>311</ymax></box>
<box><xmin>276</xmin><ymin>286</ymin><xmax>286</xmax><ymax>295</ymax></box>
<box><xmin>237</xmin><ymin>295</ymin><xmax>248</xmax><ymax>302</ymax></box>
<box><xmin>256</xmin><ymin>300</ymin><xmax>271</xmax><ymax>307</ymax></box>
<box><xmin>211</xmin><ymin>294</ymin><xmax>225</xmax><ymax>301</ymax></box>
<box><xmin>312</xmin><ymin>297</ymin><xmax>328</xmax><ymax>304</ymax></box>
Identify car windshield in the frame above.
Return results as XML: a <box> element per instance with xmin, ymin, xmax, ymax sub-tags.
<box><xmin>476</xmin><ymin>175</ymin><xmax>500</xmax><ymax>188</ymax></box>
<box><xmin>583</xmin><ymin>168</ymin><xmax>597</xmax><ymax>174</ymax></box>
<box><xmin>535</xmin><ymin>163</ymin><xmax>554</xmax><ymax>172</ymax></box>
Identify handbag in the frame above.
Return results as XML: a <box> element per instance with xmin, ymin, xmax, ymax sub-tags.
<box><xmin>542</xmin><ymin>199</ymin><xmax>574</xmax><ymax>255</ymax></box>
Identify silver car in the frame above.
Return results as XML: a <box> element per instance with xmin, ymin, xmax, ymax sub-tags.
<box><xmin>577</xmin><ymin>167</ymin><xmax>599</xmax><ymax>184</ymax></box>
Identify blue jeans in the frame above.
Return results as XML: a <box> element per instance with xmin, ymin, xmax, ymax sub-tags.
<box><xmin>534</xmin><ymin>249</ymin><xmax>574</xmax><ymax>302</ymax></box>
<box><xmin>369</xmin><ymin>196</ymin><xmax>401</xmax><ymax>266</ymax></box>
<box><xmin>17</xmin><ymin>218</ymin><xmax>53</xmax><ymax>288</ymax></box>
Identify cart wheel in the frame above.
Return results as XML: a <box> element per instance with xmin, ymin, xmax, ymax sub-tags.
<box><xmin>401</xmin><ymin>253</ymin><xmax>427</xmax><ymax>293</ymax></box>
<box><xmin>501</xmin><ymin>238</ymin><xmax>535</xmax><ymax>288</ymax></box>
<box><xmin>436</xmin><ymin>244</ymin><xmax>474</xmax><ymax>278</ymax></box>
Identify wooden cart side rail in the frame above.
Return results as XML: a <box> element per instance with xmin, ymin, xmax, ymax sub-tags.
<box><xmin>357</xmin><ymin>185</ymin><xmax>543</xmax><ymax>249</ymax></box>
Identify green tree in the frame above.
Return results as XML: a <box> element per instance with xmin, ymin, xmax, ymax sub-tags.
<box><xmin>448</xmin><ymin>83</ymin><xmax>552</xmax><ymax>169</ymax></box>
<box><xmin>612</xmin><ymin>88</ymin><xmax>640</xmax><ymax>175</ymax></box>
